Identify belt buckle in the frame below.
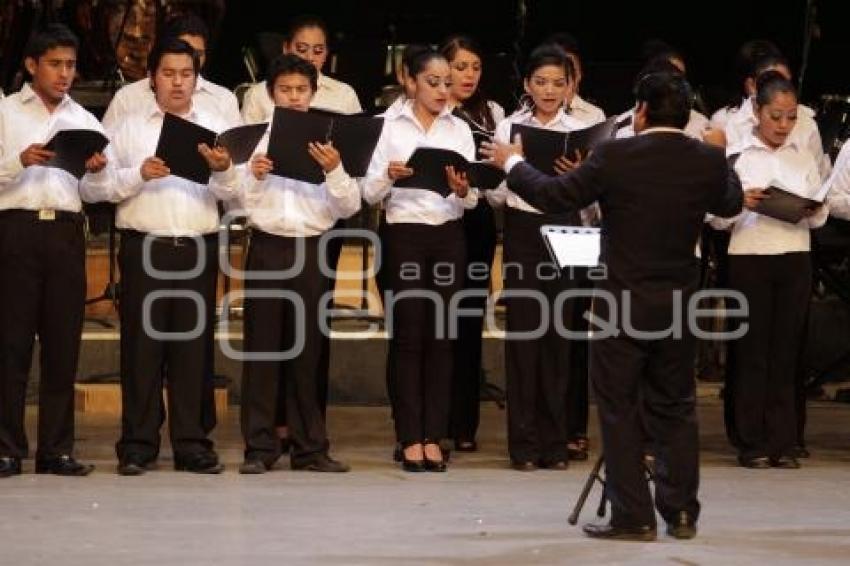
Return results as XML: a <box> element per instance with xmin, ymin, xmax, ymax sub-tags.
<box><xmin>38</xmin><ymin>209</ymin><xmax>56</xmax><ymax>221</ymax></box>
<box><xmin>172</xmin><ymin>237</ymin><xmax>186</xmax><ymax>247</ymax></box>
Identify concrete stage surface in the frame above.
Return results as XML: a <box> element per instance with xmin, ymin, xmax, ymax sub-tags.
<box><xmin>2</xmin><ymin>397</ymin><xmax>849</xmax><ymax>566</ymax></box>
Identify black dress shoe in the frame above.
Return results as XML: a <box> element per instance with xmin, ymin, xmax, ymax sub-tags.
<box><xmin>454</xmin><ymin>439</ymin><xmax>478</xmax><ymax>452</ymax></box>
<box><xmin>35</xmin><ymin>455</ymin><xmax>94</xmax><ymax>476</ymax></box>
<box><xmin>239</xmin><ymin>459</ymin><xmax>270</xmax><ymax>474</ymax></box>
<box><xmin>791</xmin><ymin>445</ymin><xmax>810</xmax><ymax>459</ymax></box>
<box><xmin>540</xmin><ymin>459</ymin><xmax>569</xmax><ymax>471</ymax></box>
<box><xmin>738</xmin><ymin>455</ymin><xmax>771</xmax><ymax>469</ymax></box>
<box><xmin>666</xmin><ymin>511</ymin><xmax>697</xmax><ymax>540</ymax></box>
<box><xmin>292</xmin><ymin>454</ymin><xmax>350</xmax><ymax>473</ymax></box>
<box><xmin>424</xmin><ymin>458</ymin><xmax>447</xmax><ymax>472</ymax></box>
<box><xmin>401</xmin><ymin>455</ymin><xmax>426</xmax><ymax>472</ymax></box>
<box><xmin>0</xmin><ymin>456</ymin><xmax>22</xmax><ymax>478</ymax></box>
<box><xmin>583</xmin><ymin>522</ymin><xmax>657</xmax><ymax>542</ymax></box>
<box><xmin>117</xmin><ymin>454</ymin><xmax>151</xmax><ymax>476</ymax></box>
<box><xmin>174</xmin><ymin>451</ymin><xmax>224</xmax><ymax>474</ymax></box>
<box><xmin>511</xmin><ymin>460</ymin><xmax>537</xmax><ymax>472</ymax></box>
<box><xmin>770</xmin><ymin>455</ymin><xmax>801</xmax><ymax>469</ymax></box>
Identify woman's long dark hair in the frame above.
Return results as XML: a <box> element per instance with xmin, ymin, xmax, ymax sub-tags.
<box><xmin>440</xmin><ymin>34</ymin><xmax>497</xmax><ymax>134</ymax></box>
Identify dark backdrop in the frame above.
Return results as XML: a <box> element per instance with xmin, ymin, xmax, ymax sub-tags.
<box><xmin>207</xmin><ymin>0</ymin><xmax>848</xmax><ymax>116</ymax></box>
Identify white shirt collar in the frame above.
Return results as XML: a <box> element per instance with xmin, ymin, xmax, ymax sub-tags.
<box><xmin>639</xmin><ymin>126</ymin><xmax>685</xmax><ymax>135</ymax></box>
<box><xmin>20</xmin><ymin>82</ymin><xmax>71</xmax><ymax>110</ymax></box>
<box><xmin>398</xmin><ymin>98</ymin><xmax>453</xmax><ymax>128</ymax></box>
<box><xmin>149</xmin><ymin>102</ymin><xmax>198</xmax><ymax>121</ymax></box>
<box><xmin>740</xmin><ymin>128</ymin><xmax>799</xmax><ymax>153</ymax></box>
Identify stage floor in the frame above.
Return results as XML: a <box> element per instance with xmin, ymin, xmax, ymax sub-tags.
<box><xmin>2</xmin><ymin>398</ymin><xmax>849</xmax><ymax>565</ymax></box>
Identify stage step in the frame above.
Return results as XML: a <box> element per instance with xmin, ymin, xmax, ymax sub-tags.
<box><xmin>74</xmin><ymin>383</ymin><xmax>229</xmax><ymax>416</ymax></box>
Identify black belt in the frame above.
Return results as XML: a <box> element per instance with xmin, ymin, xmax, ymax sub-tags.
<box><xmin>121</xmin><ymin>229</ymin><xmax>218</xmax><ymax>247</ymax></box>
<box><xmin>0</xmin><ymin>209</ymin><xmax>84</xmax><ymax>222</ymax></box>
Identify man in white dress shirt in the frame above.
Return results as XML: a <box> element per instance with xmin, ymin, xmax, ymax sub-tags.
<box><xmin>82</xmin><ymin>38</ymin><xmax>237</xmax><ymax>476</ymax></box>
<box><xmin>240</xmin><ymin>15</ymin><xmax>362</xmax><ymax>124</ymax></box>
<box><xmin>0</xmin><ymin>25</ymin><xmax>102</xmax><ymax>478</ymax></box>
<box><xmin>102</xmin><ymin>13</ymin><xmax>241</xmax><ymax>133</ymax></box>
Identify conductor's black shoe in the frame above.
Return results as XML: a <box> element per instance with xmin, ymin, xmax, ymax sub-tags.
<box><xmin>770</xmin><ymin>455</ymin><xmax>800</xmax><ymax>469</ymax></box>
<box><xmin>174</xmin><ymin>451</ymin><xmax>223</xmax><ymax>474</ymax></box>
<box><xmin>738</xmin><ymin>455</ymin><xmax>771</xmax><ymax>469</ymax></box>
<box><xmin>666</xmin><ymin>511</ymin><xmax>697</xmax><ymax>540</ymax></box>
<box><xmin>511</xmin><ymin>460</ymin><xmax>537</xmax><ymax>472</ymax></box>
<box><xmin>35</xmin><ymin>455</ymin><xmax>94</xmax><ymax>476</ymax></box>
<box><xmin>239</xmin><ymin>459</ymin><xmax>270</xmax><ymax>474</ymax></box>
<box><xmin>292</xmin><ymin>454</ymin><xmax>350</xmax><ymax>473</ymax></box>
<box><xmin>583</xmin><ymin>522</ymin><xmax>657</xmax><ymax>542</ymax></box>
<box><xmin>0</xmin><ymin>456</ymin><xmax>22</xmax><ymax>477</ymax></box>
<box><xmin>117</xmin><ymin>454</ymin><xmax>150</xmax><ymax>476</ymax></box>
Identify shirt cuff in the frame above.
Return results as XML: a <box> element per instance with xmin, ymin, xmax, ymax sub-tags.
<box><xmin>211</xmin><ymin>163</ymin><xmax>238</xmax><ymax>186</ymax></box>
<box><xmin>324</xmin><ymin>163</ymin><xmax>354</xmax><ymax>198</ymax></box>
<box><xmin>504</xmin><ymin>154</ymin><xmax>525</xmax><ymax>174</ymax></box>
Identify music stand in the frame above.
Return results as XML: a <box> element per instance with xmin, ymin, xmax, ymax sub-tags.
<box><xmin>568</xmin><ymin>455</ymin><xmax>656</xmax><ymax>525</ymax></box>
<box><xmin>84</xmin><ymin>203</ymin><xmax>119</xmax><ymax>329</ymax></box>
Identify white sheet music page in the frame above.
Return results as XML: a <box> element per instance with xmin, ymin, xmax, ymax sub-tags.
<box><xmin>541</xmin><ymin>225</ymin><xmax>601</xmax><ymax>268</ymax></box>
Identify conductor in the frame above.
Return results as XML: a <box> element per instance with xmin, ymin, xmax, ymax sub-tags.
<box><xmin>481</xmin><ymin>72</ymin><xmax>743</xmax><ymax>541</ymax></box>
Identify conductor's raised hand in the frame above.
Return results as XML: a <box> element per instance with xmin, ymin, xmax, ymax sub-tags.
<box><xmin>85</xmin><ymin>151</ymin><xmax>108</xmax><ymax>174</ymax></box>
<box><xmin>480</xmin><ymin>133</ymin><xmax>523</xmax><ymax>169</ymax></box>
<box><xmin>743</xmin><ymin>188</ymin><xmax>769</xmax><ymax>210</ymax></box>
<box><xmin>199</xmin><ymin>143</ymin><xmax>232</xmax><ymax>172</ymax></box>
<box><xmin>554</xmin><ymin>149</ymin><xmax>583</xmax><ymax>175</ymax></box>
<box><xmin>307</xmin><ymin>141</ymin><xmax>341</xmax><ymax>173</ymax></box>
<box><xmin>140</xmin><ymin>157</ymin><xmax>170</xmax><ymax>181</ymax></box>
<box><xmin>387</xmin><ymin>160</ymin><xmax>414</xmax><ymax>181</ymax></box>
<box><xmin>19</xmin><ymin>143</ymin><xmax>55</xmax><ymax>167</ymax></box>
<box><xmin>250</xmin><ymin>153</ymin><xmax>274</xmax><ymax>180</ymax></box>
<box><xmin>446</xmin><ymin>165</ymin><xmax>470</xmax><ymax>198</ymax></box>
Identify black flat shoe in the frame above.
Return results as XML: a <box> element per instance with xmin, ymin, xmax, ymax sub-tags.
<box><xmin>0</xmin><ymin>456</ymin><xmax>22</xmax><ymax>478</ymax></box>
<box><xmin>174</xmin><ymin>451</ymin><xmax>223</xmax><ymax>474</ymax></box>
<box><xmin>791</xmin><ymin>445</ymin><xmax>810</xmax><ymax>459</ymax></box>
<box><xmin>292</xmin><ymin>454</ymin><xmax>350</xmax><ymax>473</ymax></box>
<box><xmin>583</xmin><ymin>522</ymin><xmax>657</xmax><ymax>542</ymax></box>
<box><xmin>35</xmin><ymin>455</ymin><xmax>94</xmax><ymax>476</ymax></box>
<box><xmin>424</xmin><ymin>458</ymin><xmax>447</xmax><ymax>472</ymax></box>
<box><xmin>770</xmin><ymin>455</ymin><xmax>800</xmax><ymax>469</ymax></box>
<box><xmin>401</xmin><ymin>455</ymin><xmax>426</xmax><ymax>472</ymax></box>
<box><xmin>738</xmin><ymin>455</ymin><xmax>771</xmax><ymax>469</ymax></box>
<box><xmin>117</xmin><ymin>454</ymin><xmax>152</xmax><ymax>476</ymax></box>
<box><xmin>567</xmin><ymin>437</ymin><xmax>589</xmax><ymax>461</ymax></box>
<box><xmin>666</xmin><ymin>511</ymin><xmax>697</xmax><ymax>540</ymax></box>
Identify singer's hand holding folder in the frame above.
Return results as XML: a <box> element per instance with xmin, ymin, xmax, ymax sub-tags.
<box><xmin>43</xmin><ymin>127</ymin><xmax>109</xmax><ymax>179</ymax></box>
<box><xmin>752</xmin><ymin>180</ymin><xmax>826</xmax><ymax>224</ymax></box>
<box><xmin>510</xmin><ymin>117</ymin><xmax>617</xmax><ymax>176</ymax></box>
<box><xmin>393</xmin><ymin>147</ymin><xmax>506</xmax><ymax>197</ymax></box>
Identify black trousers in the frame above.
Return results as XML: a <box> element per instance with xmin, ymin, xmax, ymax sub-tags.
<box><xmin>384</xmin><ymin>221</ymin><xmax>465</xmax><ymax>445</ymax></box>
<box><xmin>241</xmin><ymin>231</ymin><xmax>330</xmax><ymax>464</ymax></box>
<box><xmin>116</xmin><ymin>231</ymin><xmax>217</xmax><ymax>460</ymax></box>
<box><xmin>592</xmin><ymin>324</ymin><xmax>701</xmax><ymax>527</ymax></box>
<box><xmin>502</xmin><ymin>208</ymin><xmax>574</xmax><ymax>464</ymax></box>
<box><xmin>0</xmin><ymin>211</ymin><xmax>85</xmax><ymax>459</ymax></box>
<box><xmin>375</xmin><ymin>212</ymin><xmax>399</xmax><ymax>437</ymax></box>
<box><xmin>728</xmin><ymin>253</ymin><xmax>811</xmax><ymax>459</ymax></box>
<box><xmin>451</xmin><ymin>200</ymin><xmax>497</xmax><ymax>443</ymax></box>
<box><xmin>566</xmin><ymin>269</ymin><xmax>592</xmax><ymax>441</ymax></box>
<box><xmin>273</xmin><ymin>219</ymin><xmax>345</xmax><ymax>428</ymax></box>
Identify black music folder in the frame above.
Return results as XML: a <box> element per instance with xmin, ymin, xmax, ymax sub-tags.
<box><xmin>753</xmin><ymin>184</ymin><xmax>823</xmax><ymax>224</ymax></box>
<box><xmin>44</xmin><ymin>129</ymin><xmax>109</xmax><ymax>179</ymax></box>
<box><xmin>154</xmin><ymin>112</ymin><xmax>217</xmax><ymax>184</ymax></box>
<box><xmin>394</xmin><ymin>147</ymin><xmax>506</xmax><ymax>197</ymax></box>
<box><xmin>215</xmin><ymin>123</ymin><xmax>268</xmax><ymax>165</ymax></box>
<box><xmin>268</xmin><ymin>106</ymin><xmax>384</xmax><ymax>184</ymax></box>
<box><xmin>510</xmin><ymin>117</ymin><xmax>618</xmax><ymax>175</ymax></box>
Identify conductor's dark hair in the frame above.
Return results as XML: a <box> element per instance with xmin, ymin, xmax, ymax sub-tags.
<box><xmin>754</xmin><ymin>70</ymin><xmax>797</xmax><ymax>107</ymax></box>
<box><xmin>266</xmin><ymin>53</ymin><xmax>318</xmax><ymax>94</ymax></box>
<box><xmin>406</xmin><ymin>45</ymin><xmax>446</xmax><ymax>78</ymax></box>
<box><xmin>634</xmin><ymin>72</ymin><xmax>693</xmax><ymax>129</ymax></box>
<box><xmin>524</xmin><ymin>44</ymin><xmax>575</xmax><ymax>81</ymax></box>
<box><xmin>285</xmin><ymin>14</ymin><xmax>329</xmax><ymax>43</ymax></box>
<box><xmin>147</xmin><ymin>37</ymin><xmax>200</xmax><ymax>75</ymax></box>
<box><xmin>543</xmin><ymin>32</ymin><xmax>580</xmax><ymax>57</ymax></box>
<box><xmin>161</xmin><ymin>12</ymin><xmax>210</xmax><ymax>45</ymax></box>
<box><xmin>24</xmin><ymin>24</ymin><xmax>79</xmax><ymax>60</ymax></box>
<box><xmin>440</xmin><ymin>35</ymin><xmax>497</xmax><ymax>131</ymax></box>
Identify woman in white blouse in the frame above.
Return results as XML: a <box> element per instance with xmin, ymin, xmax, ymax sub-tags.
<box><xmin>711</xmin><ymin>71</ymin><xmax>827</xmax><ymax>470</ymax></box>
<box><xmin>488</xmin><ymin>45</ymin><xmax>585</xmax><ymax>471</ymax></box>
<box><xmin>440</xmin><ymin>34</ymin><xmax>505</xmax><ymax>453</ymax></box>
<box><xmin>364</xmin><ymin>47</ymin><xmax>477</xmax><ymax>472</ymax></box>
